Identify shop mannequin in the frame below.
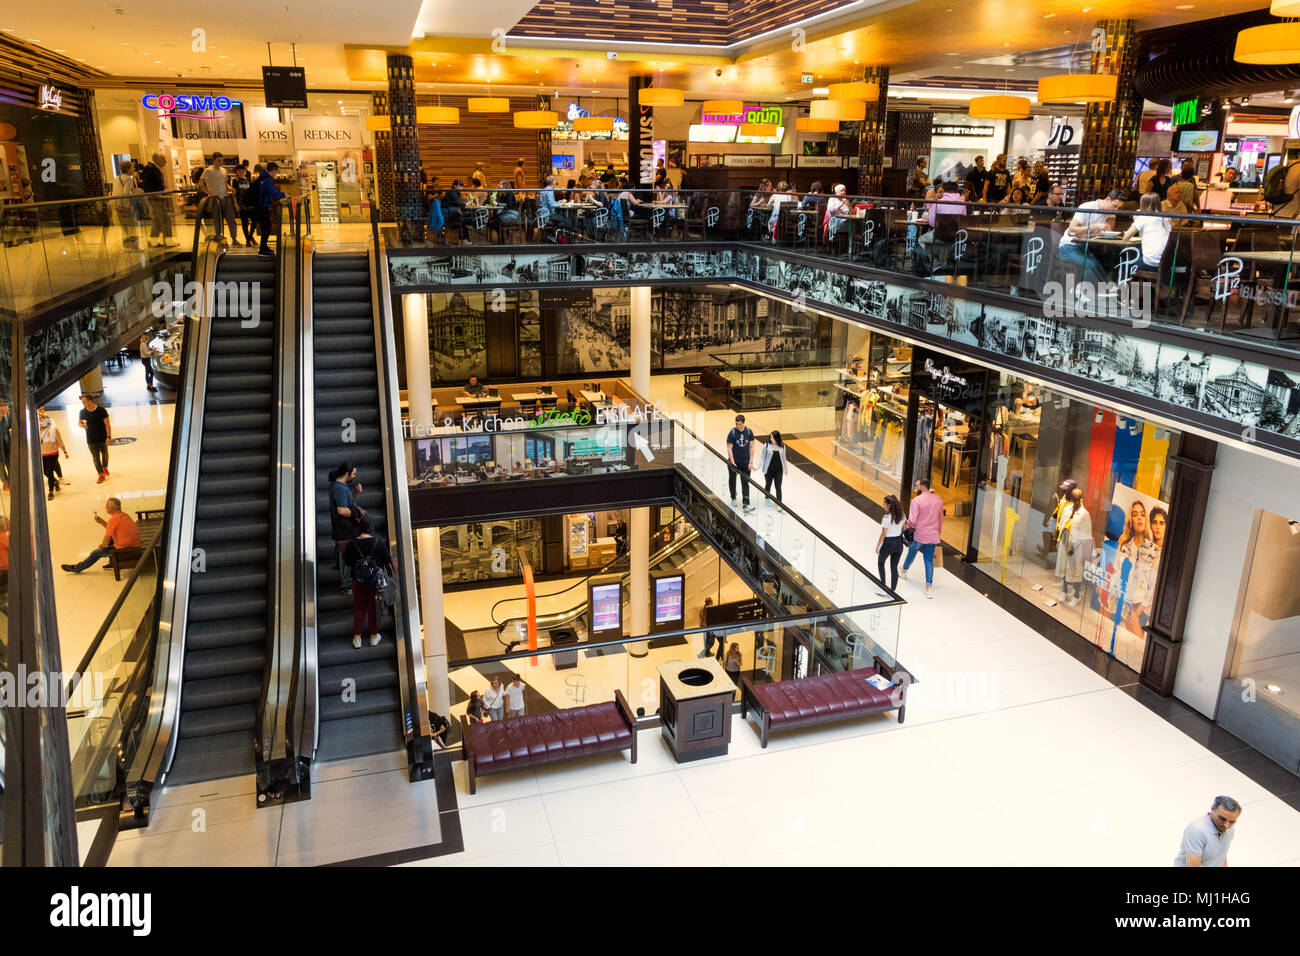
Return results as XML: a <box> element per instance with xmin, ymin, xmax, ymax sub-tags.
<box><xmin>1053</xmin><ymin>487</ymin><xmax>1093</xmax><ymax>606</ymax></box>
<box><xmin>1041</xmin><ymin>477</ymin><xmax>1077</xmax><ymax>566</ymax></box>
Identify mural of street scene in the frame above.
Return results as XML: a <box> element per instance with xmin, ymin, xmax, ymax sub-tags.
<box><xmin>557</xmin><ymin>288</ymin><xmax>631</xmax><ymax>374</ymax></box>
<box><xmin>655</xmin><ymin>286</ymin><xmax>821</xmax><ymax>367</ymax></box>
<box><xmin>389</xmin><ymin>248</ymin><xmax>1300</xmax><ymax>446</ymax></box>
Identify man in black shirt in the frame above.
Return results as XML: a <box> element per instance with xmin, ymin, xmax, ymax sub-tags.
<box><xmin>465</xmin><ymin>375</ymin><xmax>487</xmax><ymax>397</ymax></box>
<box><xmin>965</xmin><ymin>156</ymin><xmax>987</xmax><ymax>204</ymax></box>
<box><xmin>1030</xmin><ymin>161</ymin><xmax>1052</xmax><ymax>204</ymax></box>
<box><xmin>78</xmin><ymin>394</ymin><xmax>111</xmax><ymax>483</ymax></box>
<box><xmin>983</xmin><ymin>154</ymin><xmax>1010</xmax><ymax>204</ymax></box>
<box><xmin>726</xmin><ymin>414</ymin><xmax>756</xmax><ymax>512</ymax></box>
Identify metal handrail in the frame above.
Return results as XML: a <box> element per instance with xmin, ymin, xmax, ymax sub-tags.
<box><xmin>0</xmin><ymin>188</ymin><xmax>187</xmax><ymax>213</ymax></box>
<box><xmin>369</xmin><ymin>231</ymin><xmax>435</xmax><ymax>778</ymax></box>
<box><xmin>295</xmin><ymin>214</ymin><xmax>321</xmax><ymax>763</ymax></box>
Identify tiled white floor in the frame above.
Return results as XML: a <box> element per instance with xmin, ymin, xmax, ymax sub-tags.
<box><xmin>406</xmin><ymin>374</ymin><xmax>1300</xmax><ymax>867</ymax></box>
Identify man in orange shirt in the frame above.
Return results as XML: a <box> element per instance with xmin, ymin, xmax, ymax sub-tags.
<box><xmin>61</xmin><ymin>497</ymin><xmax>141</xmax><ymax>573</ymax></box>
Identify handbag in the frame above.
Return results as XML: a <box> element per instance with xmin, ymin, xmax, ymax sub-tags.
<box><xmin>376</xmin><ymin>565</ymin><xmax>400</xmax><ymax>607</ymax></box>
<box><xmin>901</xmin><ymin>525</ymin><xmax>916</xmax><ymax>547</ymax></box>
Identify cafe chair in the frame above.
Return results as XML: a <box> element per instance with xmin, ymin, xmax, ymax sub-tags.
<box><xmin>465</xmin><ymin>206</ymin><xmax>492</xmax><ymax>244</ymax></box>
<box><xmin>756</xmin><ymin>643</ymin><xmax>779</xmax><ymax>681</ymax></box>
<box><xmin>590</xmin><ymin>206</ymin><xmax>612</xmax><ymax>242</ymax></box>
<box><xmin>1180</xmin><ymin>230</ymin><xmax>1227</xmax><ymax>331</ymax></box>
<box><xmin>624</xmin><ymin>200</ymin><xmax>652</xmax><ymax>242</ymax></box>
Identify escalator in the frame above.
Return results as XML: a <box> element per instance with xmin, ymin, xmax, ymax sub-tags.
<box><xmin>492</xmin><ymin>525</ymin><xmax>709</xmax><ymax>649</ymax></box>
<box><xmin>163</xmin><ymin>252</ymin><xmax>279</xmax><ymax>785</ymax></box>
<box><xmin>305</xmin><ymin>248</ymin><xmax>420</xmax><ymax>766</ymax></box>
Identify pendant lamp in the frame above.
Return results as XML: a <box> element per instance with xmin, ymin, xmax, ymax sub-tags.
<box><xmin>639</xmin><ymin>88</ymin><xmax>685</xmax><ymax>107</ymax></box>
<box><xmin>417</xmin><ymin>105</ymin><xmax>459</xmax><ymax>124</ymax></box>
<box><xmin>828</xmin><ymin>81</ymin><xmax>879</xmax><ymax>101</ymax></box>
<box><xmin>513</xmin><ymin>110</ymin><xmax>559</xmax><ymax>129</ymax></box>
<box><xmin>702</xmin><ymin>99</ymin><xmax>744</xmax><ymax>116</ymax></box>
<box><xmin>810</xmin><ymin>98</ymin><xmax>866</xmax><ymax>122</ymax></box>
<box><xmin>968</xmin><ymin>95</ymin><xmax>1031</xmax><ymax>119</ymax></box>
<box><xmin>467</xmin><ymin>97</ymin><xmax>510</xmax><ymax>112</ymax></box>
<box><xmin>1235</xmin><ymin>22</ymin><xmax>1300</xmax><ymax>64</ymax></box>
<box><xmin>795</xmin><ymin>117</ymin><xmax>840</xmax><ymax>132</ymax></box>
<box><xmin>1270</xmin><ymin>0</ymin><xmax>1300</xmax><ymax>12</ymax></box>
<box><xmin>1036</xmin><ymin>73</ymin><xmax>1117</xmax><ymax>104</ymax></box>
<box><xmin>574</xmin><ymin>115</ymin><xmax>615</xmax><ymax>132</ymax></box>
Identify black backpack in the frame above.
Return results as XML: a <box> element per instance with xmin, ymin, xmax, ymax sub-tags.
<box><xmin>352</xmin><ymin>538</ymin><xmax>383</xmax><ymax>586</ymax></box>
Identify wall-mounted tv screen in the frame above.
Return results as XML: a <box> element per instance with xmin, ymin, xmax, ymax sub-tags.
<box><xmin>1176</xmin><ymin>129</ymin><xmax>1220</xmax><ymax>152</ymax></box>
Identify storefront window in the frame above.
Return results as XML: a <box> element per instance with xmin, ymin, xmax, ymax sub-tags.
<box><xmin>970</xmin><ymin>373</ymin><xmax>1180</xmax><ymax>670</ymax></box>
<box><xmin>1223</xmin><ymin>509</ymin><xmax>1300</xmax><ymax>757</ymax></box>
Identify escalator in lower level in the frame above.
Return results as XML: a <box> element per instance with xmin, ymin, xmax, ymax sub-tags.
<box><xmin>309</xmin><ymin>251</ymin><xmax>404</xmax><ymax>762</ymax></box>
<box><xmin>166</xmin><ymin>252</ymin><xmax>278</xmax><ymax>785</ymax></box>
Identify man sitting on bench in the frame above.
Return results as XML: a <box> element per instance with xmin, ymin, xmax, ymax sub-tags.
<box><xmin>61</xmin><ymin>496</ymin><xmax>140</xmax><ymax>573</ymax></box>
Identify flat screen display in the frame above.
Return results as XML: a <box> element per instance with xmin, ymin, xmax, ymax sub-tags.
<box><xmin>653</xmin><ymin>575</ymin><xmax>684</xmax><ymax>626</ymax></box>
<box><xmin>590</xmin><ymin>582</ymin><xmax>623</xmax><ymax>634</ymax></box>
<box><xmin>552</xmin><ymin>154</ymin><xmax>576</xmax><ymax>169</ymax></box>
<box><xmin>1177</xmin><ymin>129</ymin><xmax>1220</xmax><ymax>152</ymax></box>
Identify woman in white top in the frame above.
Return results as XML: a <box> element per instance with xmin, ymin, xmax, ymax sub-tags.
<box><xmin>874</xmin><ymin>494</ymin><xmax>906</xmax><ymax>593</ymax></box>
<box><xmin>759</xmin><ymin>431</ymin><xmax>788</xmax><ymax>505</ymax></box>
<box><xmin>1122</xmin><ymin>191</ymin><xmax>1172</xmax><ymax>267</ymax></box>
<box><xmin>768</xmin><ymin>181</ymin><xmax>797</xmax><ymax>236</ymax></box>
<box><xmin>111</xmin><ymin>159</ymin><xmax>141</xmax><ymax>248</ymax></box>
<box><xmin>824</xmin><ymin>184</ymin><xmax>851</xmax><ymax>241</ymax></box>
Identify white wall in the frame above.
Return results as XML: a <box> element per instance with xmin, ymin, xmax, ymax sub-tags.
<box><xmin>1176</xmin><ymin>445</ymin><xmax>1300</xmax><ymax>716</ymax></box>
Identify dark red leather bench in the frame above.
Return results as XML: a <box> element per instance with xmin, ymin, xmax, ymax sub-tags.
<box><xmin>740</xmin><ymin>663</ymin><xmax>908</xmax><ymax>748</ymax></box>
<box><xmin>461</xmin><ymin>690</ymin><xmax>637</xmax><ymax>793</ymax></box>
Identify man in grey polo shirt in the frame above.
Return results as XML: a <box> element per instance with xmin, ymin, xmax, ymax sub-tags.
<box><xmin>199</xmin><ymin>152</ymin><xmax>242</xmax><ymax>246</ymax></box>
<box><xmin>1174</xmin><ymin>796</ymin><xmax>1241</xmax><ymax>866</ymax></box>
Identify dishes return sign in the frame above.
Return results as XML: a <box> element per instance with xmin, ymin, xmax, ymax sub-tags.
<box><xmin>263</xmin><ymin>67</ymin><xmax>307</xmax><ymax>110</ymax></box>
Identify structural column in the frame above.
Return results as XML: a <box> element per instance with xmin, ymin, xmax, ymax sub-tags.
<box><xmin>629</xmin><ymin>506</ymin><xmax>650</xmax><ymax>638</ymax></box>
<box><xmin>385</xmin><ymin>54</ymin><xmax>424</xmax><ymax>242</ymax></box>
<box><xmin>76</xmin><ymin>88</ymin><xmax>107</xmax><ymax>206</ymax></box>
<box><xmin>402</xmin><ymin>293</ymin><xmax>449</xmax><ymax>716</ymax></box>
<box><xmin>535</xmin><ymin>94</ymin><xmax>553</xmax><ymax>193</ymax></box>
<box><xmin>1078</xmin><ymin>19</ymin><xmax>1143</xmax><ymax>201</ymax></box>
<box><xmin>856</xmin><ymin>66</ymin><xmax>890</xmax><ymax>195</ymax></box>
<box><xmin>372</xmin><ymin>91</ymin><xmax>395</xmax><ymax>223</ymax></box>
<box><xmin>630</xmin><ymin>285</ymin><xmax>651</xmax><ymax>399</ymax></box>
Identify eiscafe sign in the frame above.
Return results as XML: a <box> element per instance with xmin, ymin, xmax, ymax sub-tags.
<box><xmin>292</xmin><ymin>115</ymin><xmax>361</xmax><ymax>151</ymax></box>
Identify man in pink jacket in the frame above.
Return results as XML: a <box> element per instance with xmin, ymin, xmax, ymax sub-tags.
<box><xmin>901</xmin><ymin>478</ymin><xmax>943</xmax><ymax>599</ymax></box>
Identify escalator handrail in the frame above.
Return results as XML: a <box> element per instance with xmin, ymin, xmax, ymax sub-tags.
<box><xmin>296</xmin><ymin>233</ymin><xmax>321</xmax><ymax>759</ymax></box>
<box><xmin>256</xmin><ymin>202</ymin><xmax>300</xmax><ymax>775</ymax></box>
<box><xmin>495</xmin><ymin>526</ymin><xmax>701</xmax><ymax>639</ymax></box>
<box><xmin>125</xmin><ymin>236</ymin><xmax>223</xmax><ymax>794</ymax></box>
<box><xmin>369</xmin><ymin>233</ymin><xmax>434</xmax><ymax>754</ymax></box>
<box><xmin>190</xmin><ymin>195</ymin><xmax>219</xmax><ymax>278</ymax></box>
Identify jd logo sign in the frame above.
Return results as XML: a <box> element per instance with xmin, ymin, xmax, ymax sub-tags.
<box><xmin>1047</xmin><ymin>119</ymin><xmax>1075</xmax><ymax>147</ymax></box>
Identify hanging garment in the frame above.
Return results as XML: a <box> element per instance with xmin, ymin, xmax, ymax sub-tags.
<box><xmin>1112</xmin><ymin>416</ymin><xmax>1144</xmax><ymax>488</ymax></box>
<box><xmin>1133</xmin><ymin>425</ymin><xmax>1171</xmax><ymax>499</ymax></box>
<box><xmin>1085</xmin><ymin>410</ymin><xmax>1117</xmax><ymax>523</ymax></box>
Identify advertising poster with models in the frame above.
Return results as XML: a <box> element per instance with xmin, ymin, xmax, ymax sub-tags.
<box><xmin>1088</xmin><ymin>483</ymin><xmax>1170</xmax><ymax>662</ymax></box>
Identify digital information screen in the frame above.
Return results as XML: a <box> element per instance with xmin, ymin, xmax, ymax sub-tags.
<box><xmin>653</xmin><ymin>574</ymin><xmax>684</xmax><ymax>627</ymax></box>
<box><xmin>590</xmin><ymin>581</ymin><xmax>623</xmax><ymax>634</ymax></box>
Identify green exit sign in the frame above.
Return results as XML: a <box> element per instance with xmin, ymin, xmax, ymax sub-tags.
<box><xmin>802</xmin><ymin>73</ymin><xmax>814</xmax><ymax>84</ymax></box>
<box><xmin>1172</xmin><ymin>97</ymin><xmax>1199</xmax><ymax>127</ymax></box>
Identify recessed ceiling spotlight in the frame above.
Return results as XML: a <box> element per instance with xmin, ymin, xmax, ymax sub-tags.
<box><xmin>813</xmin><ymin>86</ymin><xmax>829</xmax><ymax>94</ymax></box>
<box><xmin>1264</xmin><ymin>683</ymin><xmax>1283</xmax><ymax>694</ymax></box>
<box><xmin>1044</xmin><ymin>12</ymin><xmax>1055</xmax><ymax>17</ymax></box>
<box><xmin>1175</xmin><ymin>4</ymin><xmax>1194</xmax><ymax>8</ymax></box>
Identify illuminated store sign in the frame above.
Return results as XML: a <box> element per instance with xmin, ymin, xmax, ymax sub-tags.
<box><xmin>703</xmin><ymin>105</ymin><xmax>782</xmax><ymax>126</ymax></box>
<box><xmin>37</xmin><ymin>84</ymin><xmax>62</xmax><ymax>111</ymax></box>
<box><xmin>1171</xmin><ymin>97</ymin><xmax>1199</xmax><ymax>128</ymax></box>
<box><xmin>141</xmin><ymin>93</ymin><xmax>234</xmax><ymax>117</ymax></box>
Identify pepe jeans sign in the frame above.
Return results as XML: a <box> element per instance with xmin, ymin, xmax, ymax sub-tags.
<box><xmin>924</xmin><ymin>358</ymin><xmax>968</xmax><ymax>388</ymax></box>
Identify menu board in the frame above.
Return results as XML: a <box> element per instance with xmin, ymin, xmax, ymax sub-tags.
<box><xmin>653</xmin><ymin>574</ymin><xmax>684</xmax><ymax>628</ymax></box>
<box><xmin>589</xmin><ymin>579</ymin><xmax>623</xmax><ymax>635</ymax></box>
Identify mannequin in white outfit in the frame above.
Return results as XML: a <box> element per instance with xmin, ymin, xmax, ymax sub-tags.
<box><xmin>1053</xmin><ymin>489</ymin><xmax>1093</xmax><ymax>606</ymax></box>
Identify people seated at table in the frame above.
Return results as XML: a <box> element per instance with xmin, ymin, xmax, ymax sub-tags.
<box><xmin>1122</xmin><ymin>191</ymin><xmax>1172</xmax><ymax>268</ymax></box>
<box><xmin>1057</xmin><ymin>188</ymin><xmax>1125</xmax><ymax>283</ymax></box>
<box><xmin>617</xmin><ymin>177</ymin><xmax>650</xmax><ymax>218</ymax></box>
<box><xmin>538</xmin><ymin>175</ymin><xmax>571</xmax><ymax>230</ymax></box>
<box><xmin>801</xmin><ymin>181</ymin><xmax>823</xmax><ymax>209</ymax></box>
<box><xmin>918</xmin><ymin>180</ymin><xmax>967</xmax><ymax>249</ymax></box>
<box><xmin>495</xmin><ymin>180</ymin><xmax>521</xmax><ymax>227</ymax></box>
<box><xmin>1163</xmin><ymin>162</ymin><xmax>1200</xmax><ymax>220</ymax></box>
<box><xmin>443</xmin><ymin>180</ymin><xmax>466</xmax><ymax>238</ymax></box>
<box><xmin>750</xmin><ymin>180</ymin><xmax>773</xmax><ymax>210</ymax></box>
<box><xmin>768</xmin><ymin>181</ymin><xmax>797</xmax><ymax>235</ymax></box>
<box><xmin>824</xmin><ymin>183</ymin><xmax>851</xmax><ymax>242</ymax></box>
<box><xmin>465</xmin><ymin>375</ymin><xmax>487</xmax><ymax>397</ymax></box>
<box><xmin>1000</xmin><ymin>186</ymin><xmax>1030</xmax><ymax>224</ymax></box>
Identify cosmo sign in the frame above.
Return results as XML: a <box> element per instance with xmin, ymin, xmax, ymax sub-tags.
<box><xmin>141</xmin><ymin>93</ymin><xmax>234</xmax><ymax>118</ymax></box>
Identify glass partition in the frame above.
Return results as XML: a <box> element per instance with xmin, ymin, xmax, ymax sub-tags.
<box><xmin>0</xmin><ymin>192</ymin><xmax>189</xmax><ymax>319</ymax></box>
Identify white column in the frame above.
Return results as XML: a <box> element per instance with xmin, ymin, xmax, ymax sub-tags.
<box><xmin>629</xmin><ymin>506</ymin><xmax>650</xmax><ymax>637</ymax></box>
<box><xmin>402</xmin><ymin>293</ymin><xmax>449</xmax><ymax>715</ymax></box>
<box><xmin>630</xmin><ymin>285</ymin><xmax>651</xmax><ymax>400</ymax></box>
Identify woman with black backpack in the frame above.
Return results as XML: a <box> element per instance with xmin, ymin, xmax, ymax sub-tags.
<box><xmin>329</xmin><ymin>462</ymin><xmax>365</xmax><ymax>592</ymax></box>
<box><xmin>345</xmin><ymin>516</ymin><xmax>393</xmax><ymax>649</ymax></box>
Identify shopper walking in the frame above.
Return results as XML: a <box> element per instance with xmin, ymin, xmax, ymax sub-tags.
<box><xmin>199</xmin><ymin>151</ymin><xmax>241</xmax><ymax>245</ymax></box>
<box><xmin>466</xmin><ymin>690</ymin><xmax>488</xmax><ymax>724</ymax></box>
<box><xmin>140</xmin><ymin>152</ymin><xmax>175</xmax><ymax>248</ymax></box>
<box><xmin>139</xmin><ymin>332</ymin><xmax>157</xmax><ymax>392</ymax></box>
<box><xmin>111</xmin><ymin>159</ymin><xmax>142</xmax><ymax>249</ymax></box>
<box><xmin>232</xmin><ymin>165</ymin><xmax>257</xmax><ymax>245</ymax></box>
<box><xmin>759</xmin><ymin>430</ymin><xmax>787</xmax><ymax>505</ymax></box>
<box><xmin>1175</xmin><ymin>796</ymin><xmax>1241</xmax><ymax>867</ymax></box>
<box><xmin>38</xmin><ymin>406</ymin><xmax>69</xmax><ymax>500</ymax></box>
<box><xmin>504</xmin><ymin>674</ymin><xmax>526</xmax><ymax>718</ymax></box>
<box><xmin>344</xmin><ymin>516</ymin><xmax>391</xmax><ymax>649</ymax></box>
<box><xmin>78</xmin><ymin>393</ymin><xmax>111</xmax><ymax>483</ymax></box>
<box><xmin>900</xmin><ymin>479</ymin><xmax>944</xmax><ymax>599</ymax></box>
<box><xmin>60</xmin><ymin>497</ymin><xmax>140</xmax><ymax>573</ymax></box>
<box><xmin>328</xmin><ymin>461</ymin><xmax>364</xmax><ymax>591</ymax></box>
<box><xmin>482</xmin><ymin>676</ymin><xmax>506</xmax><ymax>722</ymax></box>
<box><xmin>724</xmin><ymin>643</ymin><xmax>743</xmax><ymax>685</ymax></box>
<box><xmin>874</xmin><ymin>493</ymin><xmax>906</xmax><ymax>593</ymax></box>
<box><xmin>726</xmin><ymin>414</ymin><xmax>756</xmax><ymax>513</ymax></box>
<box><xmin>253</xmin><ymin>162</ymin><xmax>287</xmax><ymax>257</ymax></box>
<box><xmin>698</xmin><ymin>597</ymin><xmax>724</xmax><ymax>660</ymax></box>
